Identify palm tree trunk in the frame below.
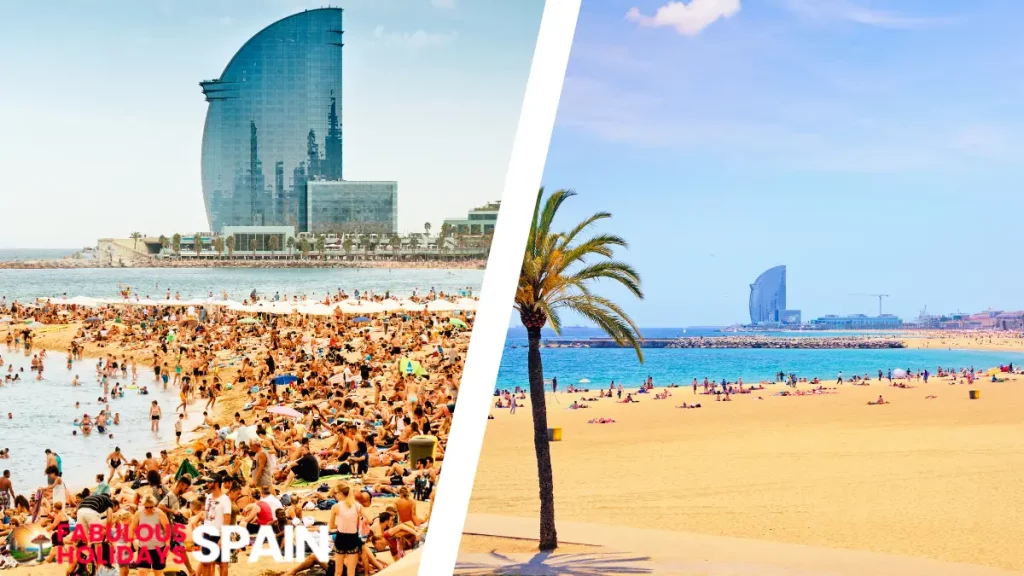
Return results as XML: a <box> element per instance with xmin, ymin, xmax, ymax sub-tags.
<box><xmin>527</xmin><ymin>325</ymin><xmax>558</xmax><ymax>550</ymax></box>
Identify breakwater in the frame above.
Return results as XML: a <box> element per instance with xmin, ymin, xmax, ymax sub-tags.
<box><xmin>541</xmin><ymin>336</ymin><xmax>906</xmax><ymax>349</ymax></box>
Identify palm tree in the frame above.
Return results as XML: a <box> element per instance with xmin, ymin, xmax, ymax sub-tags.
<box><xmin>194</xmin><ymin>233</ymin><xmax>204</xmax><ymax>257</ymax></box>
<box><xmin>268</xmin><ymin>234</ymin><xmax>280</xmax><ymax>258</ymax></box>
<box><xmin>515</xmin><ymin>188</ymin><xmax>644</xmax><ymax>551</ymax></box>
<box><xmin>407</xmin><ymin>234</ymin><xmax>420</xmax><ymax>255</ymax></box>
<box><xmin>249</xmin><ymin>238</ymin><xmax>257</xmax><ymax>258</ymax></box>
<box><xmin>171</xmin><ymin>233</ymin><xmax>182</xmax><ymax>256</ymax></box>
<box><xmin>214</xmin><ymin>236</ymin><xmax>224</xmax><ymax>259</ymax></box>
<box><xmin>298</xmin><ymin>237</ymin><xmax>311</xmax><ymax>259</ymax></box>
<box><xmin>315</xmin><ymin>235</ymin><xmax>326</xmax><ymax>260</ymax></box>
<box><xmin>130</xmin><ymin>232</ymin><xmax>142</xmax><ymax>250</ymax></box>
<box><xmin>225</xmin><ymin>235</ymin><xmax>235</xmax><ymax>258</ymax></box>
<box><xmin>389</xmin><ymin>234</ymin><xmax>402</xmax><ymax>258</ymax></box>
<box><xmin>342</xmin><ymin>237</ymin><xmax>353</xmax><ymax>259</ymax></box>
<box><xmin>287</xmin><ymin>236</ymin><xmax>295</xmax><ymax>258</ymax></box>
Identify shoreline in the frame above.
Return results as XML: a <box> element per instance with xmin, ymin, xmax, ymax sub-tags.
<box><xmin>0</xmin><ymin>259</ymin><xmax>487</xmax><ymax>270</ymax></box>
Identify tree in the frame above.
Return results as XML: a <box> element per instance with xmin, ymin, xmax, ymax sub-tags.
<box><xmin>268</xmin><ymin>234</ymin><xmax>280</xmax><ymax>257</ymax></box>
<box><xmin>315</xmin><ymin>235</ymin><xmax>326</xmax><ymax>259</ymax></box>
<box><xmin>213</xmin><ymin>236</ymin><xmax>224</xmax><ymax>259</ymax></box>
<box><xmin>298</xmin><ymin>237</ymin><xmax>311</xmax><ymax>258</ymax></box>
<box><xmin>195</xmin><ymin>233</ymin><xmax>204</xmax><ymax>257</ymax></box>
<box><xmin>515</xmin><ymin>188</ymin><xmax>644</xmax><ymax>551</ymax></box>
<box><xmin>389</xmin><ymin>234</ymin><xmax>402</xmax><ymax>258</ymax></box>
<box><xmin>287</xmin><ymin>236</ymin><xmax>295</xmax><ymax>257</ymax></box>
<box><xmin>483</xmin><ymin>229</ymin><xmax>494</xmax><ymax>257</ymax></box>
<box><xmin>424</xmin><ymin>222</ymin><xmax>431</xmax><ymax>236</ymax></box>
<box><xmin>171</xmin><ymin>233</ymin><xmax>182</xmax><ymax>256</ymax></box>
<box><xmin>159</xmin><ymin>235</ymin><xmax>169</xmax><ymax>253</ymax></box>
<box><xmin>249</xmin><ymin>238</ymin><xmax>257</xmax><ymax>257</ymax></box>
<box><xmin>130</xmin><ymin>232</ymin><xmax>142</xmax><ymax>250</ymax></box>
<box><xmin>342</xmin><ymin>237</ymin><xmax>353</xmax><ymax>258</ymax></box>
<box><xmin>225</xmin><ymin>235</ymin><xmax>235</xmax><ymax>258</ymax></box>
<box><xmin>407</xmin><ymin>234</ymin><xmax>419</xmax><ymax>253</ymax></box>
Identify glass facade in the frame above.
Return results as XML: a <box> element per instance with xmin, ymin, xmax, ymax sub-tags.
<box><xmin>200</xmin><ymin>8</ymin><xmax>344</xmax><ymax>232</ymax></box>
<box><xmin>307</xmin><ymin>181</ymin><xmax>398</xmax><ymax>235</ymax></box>
<box><xmin>749</xmin><ymin>265</ymin><xmax>787</xmax><ymax>324</ymax></box>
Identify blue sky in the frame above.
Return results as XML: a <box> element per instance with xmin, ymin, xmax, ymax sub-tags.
<box><xmin>0</xmin><ymin>0</ymin><xmax>542</xmax><ymax>247</ymax></box>
<box><xmin>537</xmin><ymin>0</ymin><xmax>1024</xmax><ymax>328</ymax></box>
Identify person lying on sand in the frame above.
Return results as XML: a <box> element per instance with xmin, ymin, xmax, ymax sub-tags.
<box><xmin>867</xmin><ymin>395</ymin><xmax>889</xmax><ymax>405</ymax></box>
<box><xmin>618</xmin><ymin>394</ymin><xmax>638</xmax><ymax>404</ymax></box>
<box><xmin>569</xmin><ymin>401</ymin><xmax>589</xmax><ymax>409</ymax></box>
<box><xmin>676</xmin><ymin>402</ymin><xmax>702</xmax><ymax>409</ymax></box>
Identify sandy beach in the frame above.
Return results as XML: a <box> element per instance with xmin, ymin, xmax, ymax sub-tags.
<box><xmin>466</xmin><ymin>368</ymin><xmax>1024</xmax><ymax>571</ymax></box>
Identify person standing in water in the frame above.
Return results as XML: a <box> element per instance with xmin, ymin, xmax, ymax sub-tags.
<box><xmin>149</xmin><ymin>401</ymin><xmax>162</xmax><ymax>432</ymax></box>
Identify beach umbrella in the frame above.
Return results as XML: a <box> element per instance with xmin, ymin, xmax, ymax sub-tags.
<box><xmin>426</xmin><ymin>299</ymin><xmax>457</xmax><ymax>312</ymax></box>
<box><xmin>267</xmin><ymin>405</ymin><xmax>302</xmax><ymax>418</ymax></box>
<box><xmin>352</xmin><ymin>316</ymin><xmax>371</xmax><ymax>323</ymax></box>
<box><xmin>399</xmin><ymin>358</ymin><xmax>428</xmax><ymax>377</ymax></box>
<box><xmin>66</xmin><ymin>295</ymin><xmax>100</xmax><ymax>307</ymax></box>
<box><xmin>986</xmin><ymin>367</ymin><xmax>1001</xmax><ymax>376</ymax></box>
<box><xmin>399</xmin><ymin>300</ymin><xmax>426</xmax><ymax>312</ymax></box>
<box><xmin>358</xmin><ymin>301</ymin><xmax>386</xmax><ymax>314</ymax></box>
<box><xmin>449</xmin><ymin>318</ymin><xmax>468</xmax><ymax>329</ymax></box>
<box><xmin>296</xmin><ymin>303</ymin><xmax>333</xmax><ymax>316</ymax></box>
<box><xmin>455</xmin><ymin>297</ymin><xmax>478</xmax><ymax>311</ymax></box>
<box><xmin>271</xmin><ymin>374</ymin><xmax>298</xmax><ymax>385</ymax></box>
<box><xmin>174</xmin><ymin>459</ymin><xmax>200</xmax><ymax>482</ymax></box>
<box><xmin>328</xmin><ymin>373</ymin><xmax>347</xmax><ymax>385</ymax></box>
<box><xmin>237</xmin><ymin>317</ymin><xmax>260</xmax><ymax>325</ymax></box>
<box><xmin>892</xmin><ymin>369</ymin><xmax>907</xmax><ymax>379</ymax></box>
<box><xmin>235</xmin><ymin>425</ymin><xmax>258</xmax><ymax>444</ymax></box>
<box><xmin>379</xmin><ymin>299</ymin><xmax>403</xmax><ymax>312</ymax></box>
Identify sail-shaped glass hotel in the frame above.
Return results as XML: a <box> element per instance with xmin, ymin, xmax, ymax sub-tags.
<box><xmin>201</xmin><ymin>8</ymin><xmax>378</xmax><ymax>233</ymax></box>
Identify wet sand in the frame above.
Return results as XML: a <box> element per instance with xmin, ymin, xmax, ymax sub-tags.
<box><xmin>467</xmin><ymin>372</ymin><xmax>1024</xmax><ymax>571</ymax></box>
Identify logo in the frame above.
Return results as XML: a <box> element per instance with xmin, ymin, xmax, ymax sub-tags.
<box><xmin>192</xmin><ymin>526</ymin><xmax>332</xmax><ymax>563</ymax></box>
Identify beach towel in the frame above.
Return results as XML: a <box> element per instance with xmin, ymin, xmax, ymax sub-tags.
<box><xmin>587</xmin><ymin>418</ymin><xmax>615</xmax><ymax>424</ymax></box>
<box><xmin>290</xmin><ymin>473</ymin><xmax>351</xmax><ymax>488</ymax></box>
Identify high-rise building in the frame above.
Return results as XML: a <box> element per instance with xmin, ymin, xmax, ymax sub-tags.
<box><xmin>749</xmin><ymin>265</ymin><xmax>787</xmax><ymax>324</ymax></box>
<box><xmin>200</xmin><ymin>8</ymin><xmax>345</xmax><ymax>232</ymax></box>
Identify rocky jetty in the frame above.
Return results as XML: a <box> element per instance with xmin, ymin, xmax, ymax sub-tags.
<box><xmin>542</xmin><ymin>336</ymin><xmax>905</xmax><ymax>349</ymax></box>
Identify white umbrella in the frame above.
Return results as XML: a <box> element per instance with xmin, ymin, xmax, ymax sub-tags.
<box><xmin>358</xmin><ymin>301</ymin><xmax>386</xmax><ymax>314</ymax></box>
<box><xmin>893</xmin><ymin>368</ymin><xmax>908</xmax><ymax>379</ymax></box>
<box><xmin>235</xmin><ymin>425</ymin><xmax>258</xmax><ymax>444</ymax></box>
<box><xmin>455</xmin><ymin>297</ymin><xmax>478</xmax><ymax>311</ymax></box>
<box><xmin>296</xmin><ymin>303</ymin><xmax>333</xmax><ymax>316</ymax></box>
<box><xmin>426</xmin><ymin>299</ymin><xmax>458</xmax><ymax>312</ymax></box>
<box><xmin>399</xmin><ymin>300</ymin><xmax>426</xmax><ymax>312</ymax></box>
<box><xmin>65</xmin><ymin>295</ymin><xmax>101</xmax><ymax>307</ymax></box>
<box><xmin>379</xmin><ymin>299</ymin><xmax>403</xmax><ymax>312</ymax></box>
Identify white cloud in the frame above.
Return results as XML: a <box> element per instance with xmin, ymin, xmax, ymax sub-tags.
<box><xmin>431</xmin><ymin>0</ymin><xmax>456</xmax><ymax>9</ymax></box>
<box><xmin>783</xmin><ymin>0</ymin><xmax>947</xmax><ymax>29</ymax></box>
<box><xmin>626</xmin><ymin>0</ymin><xmax>740</xmax><ymax>36</ymax></box>
<box><xmin>373</xmin><ymin>25</ymin><xmax>457</xmax><ymax>49</ymax></box>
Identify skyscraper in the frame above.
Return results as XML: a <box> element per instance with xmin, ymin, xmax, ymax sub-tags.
<box><xmin>200</xmin><ymin>8</ymin><xmax>344</xmax><ymax>232</ymax></box>
<box><xmin>749</xmin><ymin>265</ymin><xmax>787</xmax><ymax>324</ymax></box>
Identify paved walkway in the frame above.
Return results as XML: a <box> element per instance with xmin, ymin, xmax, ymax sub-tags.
<box><xmin>452</xmin><ymin>514</ymin><xmax>1018</xmax><ymax>576</ymax></box>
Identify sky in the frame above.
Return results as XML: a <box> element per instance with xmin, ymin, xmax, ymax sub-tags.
<box><xmin>0</xmin><ymin>0</ymin><xmax>543</xmax><ymax>248</ymax></box>
<box><xmin>536</xmin><ymin>0</ymin><xmax>1024</xmax><ymax>328</ymax></box>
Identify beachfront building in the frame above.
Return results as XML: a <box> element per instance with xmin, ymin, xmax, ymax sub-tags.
<box><xmin>749</xmin><ymin>265</ymin><xmax>787</xmax><ymax>324</ymax></box>
<box><xmin>200</xmin><ymin>8</ymin><xmax>345</xmax><ymax>233</ymax></box>
<box><xmin>443</xmin><ymin>202</ymin><xmax>500</xmax><ymax>235</ymax></box>
<box><xmin>810</xmin><ymin>314</ymin><xmax>903</xmax><ymax>329</ymax></box>
<box><xmin>305</xmin><ymin>181</ymin><xmax>398</xmax><ymax>235</ymax></box>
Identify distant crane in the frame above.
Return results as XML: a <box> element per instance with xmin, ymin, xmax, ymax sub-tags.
<box><xmin>852</xmin><ymin>293</ymin><xmax>890</xmax><ymax>316</ymax></box>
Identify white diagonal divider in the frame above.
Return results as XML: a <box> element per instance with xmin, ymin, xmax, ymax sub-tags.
<box><xmin>415</xmin><ymin>1</ymin><xmax>582</xmax><ymax>574</ymax></box>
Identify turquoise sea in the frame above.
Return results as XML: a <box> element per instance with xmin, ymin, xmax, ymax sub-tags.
<box><xmin>497</xmin><ymin>328</ymin><xmax>1024</xmax><ymax>391</ymax></box>
<box><xmin>0</xmin><ymin>267</ymin><xmax>483</xmax><ymax>302</ymax></box>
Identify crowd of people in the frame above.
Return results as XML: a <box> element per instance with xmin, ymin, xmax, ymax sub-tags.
<box><xmin>0</xmin><ymin>286</ymin><xmax>475</xmax><ymax>575</ymax></box>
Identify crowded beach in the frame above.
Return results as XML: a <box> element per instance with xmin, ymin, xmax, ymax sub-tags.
<box><xmin>0</xmin><ymin>285</ymin><xmax>478</xmax><ymax>575</ymax></box>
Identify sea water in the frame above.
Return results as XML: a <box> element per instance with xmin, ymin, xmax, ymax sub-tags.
<box><xmin>0</xmin><ymin>267</ymin><xmax>482</xmax><ymax>302</ymax></box>
<box><xmin>0</xmin><ymin>348</ymin><xmax>191</xmax><ymax>496</ymax></box>
<box><xmin>495</xmin><ymin>341</ymin><xmax>1024</xmax><ymax>391</ymax></box>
